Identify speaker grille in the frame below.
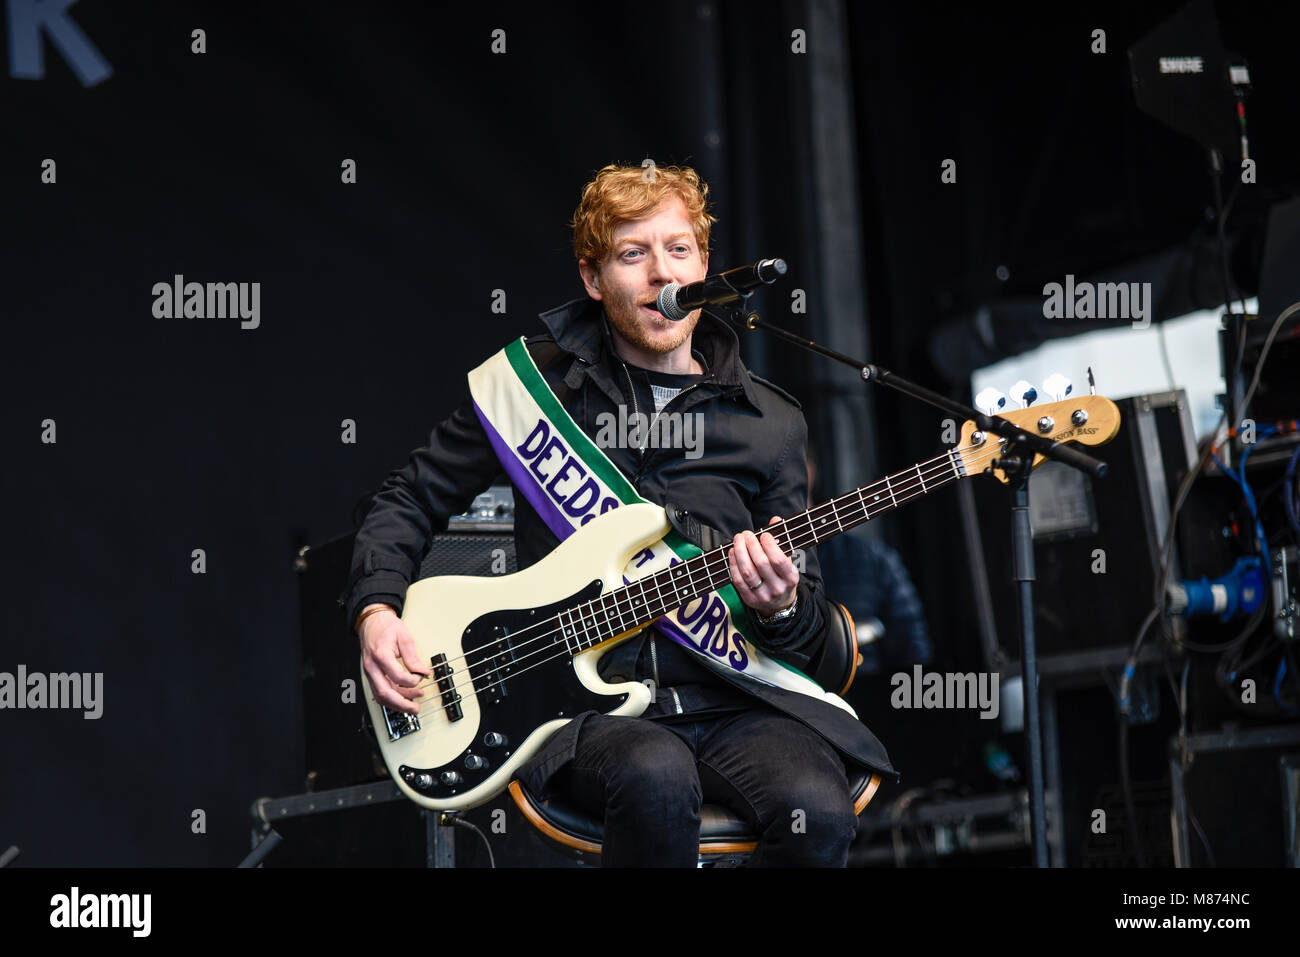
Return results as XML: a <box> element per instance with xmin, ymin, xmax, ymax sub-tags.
<box><xmin>418</xmin><ymin>532</ymin><xmax>518</xmax><ymax>579</ymax></box>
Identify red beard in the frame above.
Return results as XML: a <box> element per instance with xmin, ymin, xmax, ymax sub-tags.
<box><xmin>601</xmin><ymin>284</ymin><xmax>700</xmax><ymax>355</ymax></box>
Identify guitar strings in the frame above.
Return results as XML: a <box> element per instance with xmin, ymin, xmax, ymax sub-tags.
<box><xmin>396</xmin><ymin>438</ymin><xmax>1007</xmax><ymax>719</ymax></box>
<box><xmin>392</xmin><ymin>443</ymin><xmax>970</xmax><ymax>701</ymax></box>
<box><xmin>422</xmin><ymin>441</ymin><xmax>989</xmax><ymax>680</ymax></box>
<box><xmin>393</xmin><ymin>438</ymin><xmax>1008</xmax><ymax>718</ymax></box>
<box><xmin>396</xmin><ymin>441</ymin><xmax>993</xmax><ymax>722</ymax></box>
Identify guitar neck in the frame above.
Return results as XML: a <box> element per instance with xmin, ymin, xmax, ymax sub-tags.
<box><xmin>562</xmin><ymin>447</ymin><xmax>972</xmax><ymax>653</ymax></box>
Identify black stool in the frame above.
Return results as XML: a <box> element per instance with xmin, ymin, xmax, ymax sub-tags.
<box><xmin>508</xmin><ymin>600</ymin><xmax>882</xmax><ymax>862</ymax></box>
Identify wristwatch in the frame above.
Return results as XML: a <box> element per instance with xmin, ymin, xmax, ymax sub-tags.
<box><xmin>756</xmin><ymin>594</ymin><xmax>798</xmax><ymax>624</ymax></box>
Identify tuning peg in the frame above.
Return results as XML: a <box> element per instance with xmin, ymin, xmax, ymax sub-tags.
<box><xmin>1042</xmin><ymin>373</ymin><xmax>1072</xmax><ymax>402</ymax></box>
<box><xmin>974</xmin><ymin>388</ymin><xmax>1007</xmax><ymax>417</ymax></box>
<box><xmin>1008</xmin><ymin>380</ymin><xmax>1038</xmax><ymax>408</ymax></box>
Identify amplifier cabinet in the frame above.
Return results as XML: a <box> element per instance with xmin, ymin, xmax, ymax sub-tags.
<box><xmin>962</xmin><ymin>391</ymin><xmax>1221</xmax><ymax>676</ymax></box>
<box><xmin>297</xmin><ymin>487</ymin><xmax>517</xmax><ymax>791</ymax></box>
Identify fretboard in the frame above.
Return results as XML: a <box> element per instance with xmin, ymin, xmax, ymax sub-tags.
<box><xmin>554</xmin><ymin>447</ymin><xmax>973</xmax><ymax>655</ymax></box>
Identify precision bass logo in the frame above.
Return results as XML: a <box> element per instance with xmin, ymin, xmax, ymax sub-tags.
<box><xmin>1059</xmin><ymin>426</ymin><xmax>1099</xmax><ymax>440</ymax></box>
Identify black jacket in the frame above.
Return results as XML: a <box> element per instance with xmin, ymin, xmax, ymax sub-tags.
<box><xmin>345</xmin><ymin>296</ymin><xmax>898</xmax><ymax>782</ymax></box>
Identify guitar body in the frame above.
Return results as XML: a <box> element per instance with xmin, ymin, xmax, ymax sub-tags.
<box><xmin>357</xmin><ymin>393</ymin><xmax>1122</xmax><ymax>815</ymax></box>
<box><xmin>361</xmin><ymin>502</ymin><xmax>666</xmax><ymax>811</ymax></box>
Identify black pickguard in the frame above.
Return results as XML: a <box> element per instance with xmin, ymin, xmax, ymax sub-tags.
<box><xmin>397</xmin><ymin>579</ymin><xmax>632</xmax><ymax>802</ymax></box>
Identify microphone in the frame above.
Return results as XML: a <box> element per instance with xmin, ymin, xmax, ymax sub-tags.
<box><xmin>656</xmin><ymin>258</ymin><xmax>787</xmax><ymax>321</ymax></box>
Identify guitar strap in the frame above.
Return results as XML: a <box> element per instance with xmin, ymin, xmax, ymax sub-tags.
<box><xmin>466</xmin><ymin>336</ymin><xmax>858</xmax><ymax>718</ymax></box>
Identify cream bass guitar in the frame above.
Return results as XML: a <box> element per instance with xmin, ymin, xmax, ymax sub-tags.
<box><xmin>362</xmin><ymin>394</ymin><xmax>1121</xmax><ymax>810</ymax></box>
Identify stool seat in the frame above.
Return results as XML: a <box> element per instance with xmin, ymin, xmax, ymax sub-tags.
<box><xmin>509</xmin><ymin>771</ymin><xmax>882</xmax><ymax>856</ymax></box>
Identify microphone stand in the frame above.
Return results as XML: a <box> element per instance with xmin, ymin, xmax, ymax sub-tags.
<box><xmin>714</xmin><ymin>295</ymin><xmax>1109</xmax><ymax>869</ymax></box>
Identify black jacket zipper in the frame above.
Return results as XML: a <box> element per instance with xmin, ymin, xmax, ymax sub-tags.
<box><xmin>621</xmin><ymin>362</ymin><xmax>703</xmax><ymax>466</ymax></box>
<box><xmin>623</xmin><ymin>361</ymin><xmax>692</xmax><ymax>715</ymax></box>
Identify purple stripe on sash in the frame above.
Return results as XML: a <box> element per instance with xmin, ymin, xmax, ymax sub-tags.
<box><xmin>472</xmin><ymin>401</ymin><xmax>577</xmax><ymax>543</ymax></box>
<box><xmin>652</xmin><ymin>619</ymin><xmax>753</xmax><ymax>675</ymax></box>
<box><xmin>472</xmin><ymin>389</ymin><xmax>757</xmax><ymax>681</ymax></box>
<box><xmin>652</xmin><ymin>618</ymin><xmax>708</xmax><ymax>657</ymax></box>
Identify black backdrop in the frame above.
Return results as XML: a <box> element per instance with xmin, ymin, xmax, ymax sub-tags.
<box><xmin>4</xmin><ymin>0</ymin><xmax>1298</xmax><ymax>865</ymax></box>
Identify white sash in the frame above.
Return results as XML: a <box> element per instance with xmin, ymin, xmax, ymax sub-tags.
<box><xmin>466</xmin><ymin>337</ymin><xmax>857</xmax><ymax>717</ymax></box>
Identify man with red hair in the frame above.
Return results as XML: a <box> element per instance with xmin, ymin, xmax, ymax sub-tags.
<box><xmin>347</xmin><ymin>163</ymin><xmax>896</xmax><ymax>866</ymax></box>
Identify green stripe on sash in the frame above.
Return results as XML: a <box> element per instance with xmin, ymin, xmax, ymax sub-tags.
<box><xmin>504</xmin><ymin>336</ymin><xmax>819</xmax><ymax>685</ymax></box>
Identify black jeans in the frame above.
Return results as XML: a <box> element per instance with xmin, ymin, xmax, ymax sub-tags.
<box><xmin>549</xmin><ymin>708</ymin><xmax>859</xmax><ymax>867</ymax></box>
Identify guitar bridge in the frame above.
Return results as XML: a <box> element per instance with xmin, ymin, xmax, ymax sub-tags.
<box><xmin>431</xmin><ymin>652</ymin><xmax>463</xmax><ymax>722</ymax></box>
<box><xmin>380</xmin><ymin>706</ymin><xmax>421</xmax><ymax>742</ymax></box>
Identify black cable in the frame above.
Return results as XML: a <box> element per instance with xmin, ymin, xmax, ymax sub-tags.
<box><xmin>1170</xmin><ymin>658</ymin><xmax>1216</xmax><ymax>867</ymax></box>
<box><xmin>442</xmin><ymin>813</ymin><xmax>495</xmax><ymax>868</ymax></box>
<box><xmin>1220</xmin><ymin>174</ymin><xmax>1243</xmax><ymax>234</ymax></box>
<box><xmin>888</xmin><ymin>787</ymin><xmax>932</xmax><ymax>868</ymax></box>
<box><xmin>1118</xmin><ymin>300</ymin><xmax>1298</xmax><ymax>866</ymax></box>
<box><xmin>1286</xmin><ymin>442</ymin><xmax>1300</xmax><ymax>543</ymax></box>
<box><xmin>1189</xmin><ymin>808</ymin><xmax>1217</xmax><ymax>868</ymax></box>
<box><xmin>1156</xmin><ymin>429</ymin><xmax>1220</xmax><ymax>628</ymax></box>
<box><xmin>1210</xmin><ymin>150</ymin><xmax>1241</xmax><ymax>316</ymax></box>
<box><xmin>1216</xmin><ymin>601</ymin><xmax>1273</xmax><ymax>675</ymax></box>
<box><xmin>1183</xmin><ymin>590</ymin><xmax>1267</xmax><ymax>656</ymax></box>
<box><xmin>1117</xmin><ymin>715</ymin><xmax>1146</xmax><ymax>868</ymax></box>
<box><xmin>1153</xmin><ymin>302</ymin><xmax>1300</xmax><ymax>654</ymax></box>
<box><xmin>1198</xmin><ymin>302</ymin><xmax>1300</xmax><ymax>691</ymax></box>
<box><xmin>1121</xmin><ymin>610</ymin><xmax>1159</xmax><ymax>667</ymax></box>
<box><xmin>1122</xmin><ymin>300</ymin><xmax>1300</xmax><ymax>866</ymax></box>
<box><xmin>1161</xmin><ymin>651</ymin><xmax>1182</xmax><ymax>707</ymax></box>
<box><xmin>1207</xmin><ymin>150</ymin><xmax>1249</xmax><ymax>320</ymax></box>
<box><xmin>1180</xmin><ymin>656</ymin><xmax>1189</xmax><ymax>741</ymax></box>
<box><xmin>1117</xmin><ymin>608</ymin><xmax>1162</xmax><ymax>868</ymax></box>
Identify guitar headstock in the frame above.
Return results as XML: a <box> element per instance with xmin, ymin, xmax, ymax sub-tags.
<box><xmin>956</xmin><ymin>389</ymin><xmax>1122</xmax><ymax>485</ymax></box>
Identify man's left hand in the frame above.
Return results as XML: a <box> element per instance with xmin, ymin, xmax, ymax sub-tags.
<box><xmin>728</xmin><ymin>515</ymin><xmax>798</xmax><ymax>618</ymax></box>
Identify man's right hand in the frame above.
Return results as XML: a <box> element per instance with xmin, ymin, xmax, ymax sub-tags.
<box><xmin>358</xmin><ymin>605</ymin><xmax>431</xmax><ymax>715</ymax></box>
